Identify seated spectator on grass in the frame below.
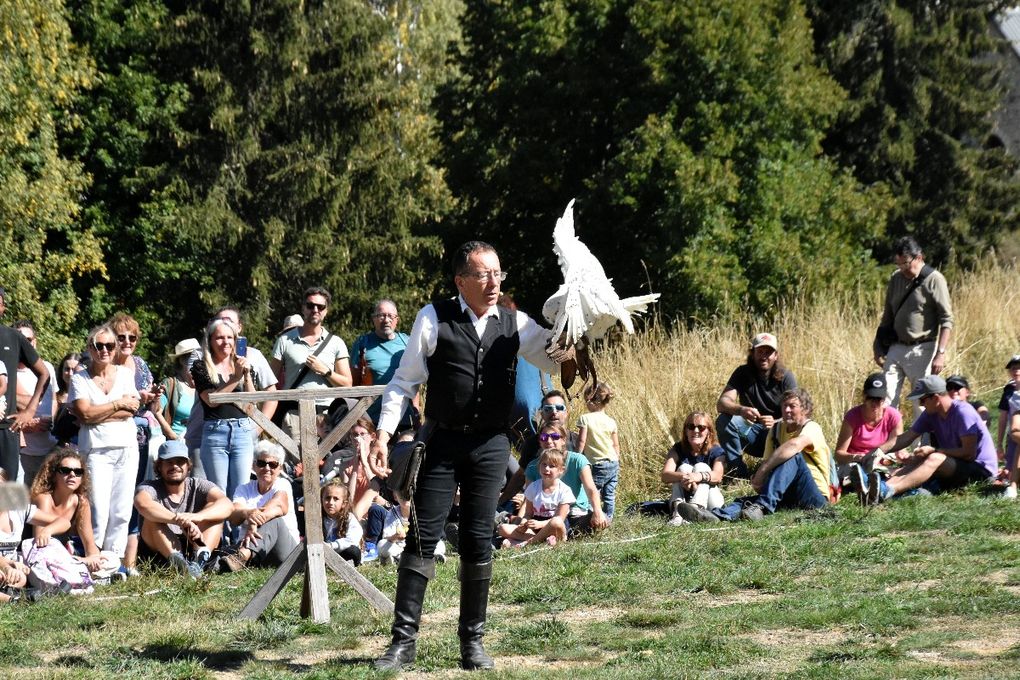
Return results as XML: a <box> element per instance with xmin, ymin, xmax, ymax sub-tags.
<box><xmin>1007</xmin><ymin>409</ymin><xmax>1020</xmax><ymax>500</ymax></box>
<box><xmin>320</xmin><ymin>478</ymin><xmax>363</xmax><ymax>565</ymax></box>
<box><xmin>680</xmin><ymin>388</ymin><xmax>831</xmax><ymax>523</ymax></box>
<box><xmin>498</xmin><ymin>390</ymin><xmax>576</xmax><ymax>510</ymax></box>
<box><xmin>661</xmin><ymin>411</ymin><xmax>725</xmax><ymax>526</ymax></box>
<box><xmin>715</xmin><ymin>332</ymin><xmax>797</xmax><ymax>478</ymax></box>
<box><xmin>850</xmin><ymin>376</ymin><xmax>997</xmax><ymax>505</ymax></box>
<box><xmin>135</xmin><ymin>440</ymin><xmax>232</xmax><ymax>578</ymax></box>
<box><xmin>833</xmin><ymin>373</ymin><xmax>903</xmax><ymax>484</ymax></box>
<box><xmin>30</xmin><ymin>448</ymin><xmax>107</xmax><ymax>574</ymax></box>
<box><xmin>0</xmin><ymin>468</ymin><xmax>69</xmax><ymax>599</ymax></box>
<box><xmin>499</xmin><ymin>439</ymin><xmax>573</xmax><ymax>548</ymax></box>
<box><xmin>378</xmin><ymin>500</ymin><xmax>410</xmax><ymax>565</ymax></box>
<box><xmin>523</xmin><ymin>424</ymin><xmax>609</xmax><ymax>536</ymax></box>
<box><xmin>995</xmin><ymin>355</ymin><xmax>1020</xmax><ymax>480</ymax></box>
<box><xmin>220</xmin><ymin>441</ymin><xmax>299</xmax><ymax>572</ymax></box>
<box><xmin>945</xmin><ymin>375</ymin><xmax>989</xmax><ymax>425</ymax></box>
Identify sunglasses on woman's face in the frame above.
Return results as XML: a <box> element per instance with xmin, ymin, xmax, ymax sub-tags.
<box><xmin>58</xmin><ymin>466</ymin><xmax>84</xmax><ymax>477</ymax></box>
<box><xmin>686</xmin><ymin>424</ymin><xmax>708</xmax><ymax>432</ymax></box>
<box><xmin>93</xmin><ymin>341</ymin><xmax>116</xmax><ymax>352</ymax></box>
<box><xmin>255</xmin><ymin>459</ymin><xmax>280</xmax><ymax>470</ymax></box>
<box><xmin>538</xmin><ymin>432</ymin><xmax>562</xmax><ymax>443</ymax></box>
<box><xmin>117</xmin><ymin>334</ymin><xmax>137</xmax><ymax>343</ymax></box>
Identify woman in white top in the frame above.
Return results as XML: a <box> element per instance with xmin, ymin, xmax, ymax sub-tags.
<box><xmin>222</xmin><ymin>441</ymin><xmax>298</xmax><ymax>570</ymax></box>
<box><xmin>68</xmin><ymin>325</ymin><xmax>140</xmax><ymax>558</ymax></box>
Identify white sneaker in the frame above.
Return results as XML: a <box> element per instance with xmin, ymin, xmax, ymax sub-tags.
<box><xmin>1003</xmin><ymin>486</ymin><xmax>1018</xmax><ymax>500</ymax></box>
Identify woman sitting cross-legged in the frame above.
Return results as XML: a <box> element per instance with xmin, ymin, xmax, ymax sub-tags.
<box><xmin>219</xmin><ymin>441</ymin><xmax>299</xmax><ymax>572</ymax></box>
<box><xmin>661</xmin><ymin>411</ymin><xmax>726</xmax><ymax>526</ymax></box>
<box><xmin>498</xmin><ymin>428</ymin><xmax>574</xmax><ymax>548</ymax></box>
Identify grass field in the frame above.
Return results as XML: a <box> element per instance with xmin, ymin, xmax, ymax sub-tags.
<box><xmin>2</xmin><ymin>487</ymin><xmax>1019</xmax><ymax>678</ymax></box>
<box><xmin>3</xmin><ymin>261</ymin><xmax>1020</xmax><ymax>678</ymax></box>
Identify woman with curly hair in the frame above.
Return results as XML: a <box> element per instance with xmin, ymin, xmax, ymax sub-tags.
<box><xmin>30</xmin><ymin>448</ymin><xmax>105</xmax><ymax>573</ymax></box>
<box><xmin>661</xmin><ymin>411</ymin><xmax>726</xmax><ymax>526</ymax></box>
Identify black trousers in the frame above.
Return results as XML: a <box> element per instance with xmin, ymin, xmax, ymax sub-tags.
<box><xmin>406</xmin><ymin>428</ymin><xmax>507</xmax><ymax>564</ymax></box>
<box><xmin>0</xmin><ymin>428</ymin><xmax>18</xmax><ymax>481</ymax></box>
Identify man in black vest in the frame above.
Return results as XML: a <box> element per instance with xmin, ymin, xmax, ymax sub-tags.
<box><xmin>369</xmin><ymin>241</ymin><xmax>572</xmax><ymax>671</ymax></box>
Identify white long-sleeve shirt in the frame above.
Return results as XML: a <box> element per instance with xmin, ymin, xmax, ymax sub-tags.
<box><xmin>377</xmin><ymin>295</ymin><xmax>559</xmax><ymax>435</ymax></box>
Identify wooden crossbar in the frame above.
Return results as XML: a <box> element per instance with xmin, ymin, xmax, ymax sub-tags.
<box><xmin>209</xmin><ymin>385</ymin><xmax>393</xmax><ymax>622</ymax></box>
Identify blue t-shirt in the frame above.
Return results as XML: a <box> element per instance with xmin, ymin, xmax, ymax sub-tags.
<box><xmin>350</xmin><ymin>332</ymin><xmax>410</xmax><ymax>422</ymax></box>
<box><xmin>511</xmin><ymin>357</ymin><xmax>551</xmax><ymax>436</ymax></box>
<box><xmin>525</xmin><ymin>450</ymin><xmax>592</xmax><ymax>515</ymax></box>
<box><xmin>911</xmin><ymin>400</ymin><xmax>997</xmax><ymax>477</ymax></box>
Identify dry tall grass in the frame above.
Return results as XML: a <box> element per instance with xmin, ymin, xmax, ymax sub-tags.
<box><xmin>582</xmin><ymin>260</ymin><xmax>1020</xmax><ymax>501</ymax></box>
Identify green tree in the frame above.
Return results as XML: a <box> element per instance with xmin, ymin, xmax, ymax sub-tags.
<box><xmin>806</xmin><ymin>0</ymin><xmax>1020</xmax><ymax>265</ymax></box>
<box><xmin>438</xmin><ymin>0</ymin><xmax>889</xmax><ymax>321</ymax></box>
<box><xmin>134</xmin><ymin>0</ymin><xmax>454</xmax><ymax>347</ymax></box>
<box><xmin>0</xmin><ymin>0</ymin><xmax>103</xmax><ymax>358</ymax></box>
<box><xmin>63</xmin><ymin>0</ymin><xmax>193</xmax><ymax>360</ymax></box>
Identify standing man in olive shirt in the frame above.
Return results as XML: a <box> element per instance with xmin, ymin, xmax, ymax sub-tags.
<box><xmin>873</xmin><ymin>237</ymin><xmax>953</xmax><ymax>409</ymax></box>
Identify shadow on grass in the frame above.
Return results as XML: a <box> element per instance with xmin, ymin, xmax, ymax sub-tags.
<box><xmin>135</xmin><ymin>644</ymin><xmax>255</xmax><ymax>671</ymax></box>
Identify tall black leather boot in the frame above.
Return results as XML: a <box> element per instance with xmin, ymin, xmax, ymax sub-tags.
<box><xmin>374</xmin><ymin>553</ymin><xmax>435</xmax><ymax>671</ymax></box>
<box><xmin>458</xmin><ymin>560</ymin><xmax>494</xmax><ymax>670</ymax></box>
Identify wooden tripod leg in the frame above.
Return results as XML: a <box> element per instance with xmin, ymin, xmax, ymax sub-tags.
<box><xmin>323</xmin><ymin>547</ymin><xmax>394</xmax><ymax>614</ymax></box>
<box><xmin>238</xmin><ymin>543</ymin><xmax>307</xmax><ymax>620</ymax></box>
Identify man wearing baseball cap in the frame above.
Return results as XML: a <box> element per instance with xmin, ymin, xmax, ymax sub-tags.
<box><xmin>849</xmin><ymin>375</ymin><xmax>996</xmax><ymax>505</ymax></box>
<box><xmin>134</xmin><ymin>439</ymin><xmax>233</xmax><ymax>578</ymax></box>
<box><xmin>715</xmin><ymin>332</ymin><xmax>797</xmax><ymax>478</ymax></box>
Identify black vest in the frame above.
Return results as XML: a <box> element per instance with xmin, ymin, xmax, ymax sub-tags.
<box><xmin>424</xmin><ymin>298</ymin><xmax>520</xmax><ymax>430</ymax></box>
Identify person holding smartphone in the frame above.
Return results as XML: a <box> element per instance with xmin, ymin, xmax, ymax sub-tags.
<box><xmin>191</xmin><ymin>318</ymin><xmax>257</xmax><ymax>501</ymax></box>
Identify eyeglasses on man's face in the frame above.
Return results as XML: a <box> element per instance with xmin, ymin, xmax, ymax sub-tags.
<box><xmin>540</xmin><ymin>404</ymin><xmax>566</xmax><ymax>414</ymax></box>
<box><xmin>373</xmin><ymin>313</ymin><xmax>397</xmax><ymax>320</ymax></box>
<box><xmin>462</xmin><ymin>270</ymin><xmax>507</xmax><ymax>283</ymax></box>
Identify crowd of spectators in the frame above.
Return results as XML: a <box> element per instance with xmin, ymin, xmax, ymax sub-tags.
<box><xmin>0</xmin><ymin>235</ymin><xmax>1015</xmax><ymax>618</ymax></box>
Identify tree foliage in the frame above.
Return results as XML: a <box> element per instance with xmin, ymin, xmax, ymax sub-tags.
<box><xmin>438</xmin><ymin>0</ymin><xmax>889</xmax><ymax>321</ymax></box>
<box><xmin>138</xmin><ymin>0</ymin><xmax>455</xmax><ymax>346</ymax></box>
<box><xmin>0</xmin><ymin>0</ymin><xmax>103</xmax><ymax>357</ymax></box>
<box><xmin>806</xmin><ymin>0</ymin><xmax>1020</xmax><ymax>266</ymax></box>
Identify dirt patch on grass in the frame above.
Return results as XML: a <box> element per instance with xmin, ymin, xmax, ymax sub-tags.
<box><xmin>739</xmin><ymin>628</ymin><xmax>847</xmax><ymax>673</ymax></box>
<box><xmin>983</xmin><ymin>569</ymin><xmax>1020</xmax><ymax>596</ymax></box>
<box><xmin>928</xmin><ymin>615</ymin><xmax>1020</xmax><ymax>658</ymax></box>
<box><xmin>702</xmin><ymin>589</ymin><xmax>780</xmax><ymax>607</ymax></box>
<box><xmin>883</xmin><ymin>578</ymin><xmax>942</xmax><ymax>594</ymax></box>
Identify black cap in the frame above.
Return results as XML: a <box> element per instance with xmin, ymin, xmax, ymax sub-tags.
<box><xmin>862</xmin><ymin>373</ymin><xmax>887</xmax><ymax>399</ymax></box>
<box><xmin>1006</xmin><ymin>355</ymin><xmax>1020</xmax><ymax>370</ymax></box>
<box><xmin>945</xmin><ymin>375</ymin><xmax>969</xmax><ymax>390</ymax></box>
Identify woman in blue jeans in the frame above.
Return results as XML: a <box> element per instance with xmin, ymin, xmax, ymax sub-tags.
<box><xmin>191</xmin><ymin>318</ymin><xmax>258</xmax><ymax>500</ymax></box>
